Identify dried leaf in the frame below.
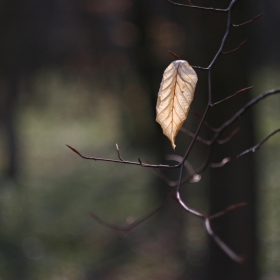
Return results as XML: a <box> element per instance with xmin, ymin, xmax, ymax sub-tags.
<box><xmin>156</xmin><ymin>60</ymin><xmax>198</xmax><ymax>149</ymax></box>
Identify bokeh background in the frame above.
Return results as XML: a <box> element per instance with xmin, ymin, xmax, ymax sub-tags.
<box><xmin>0</xmin><ymin>0</ymin><xmax>279</xmax><ymax>279</ymax></box>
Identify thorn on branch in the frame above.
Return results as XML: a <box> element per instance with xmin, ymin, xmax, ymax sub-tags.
<box><xmin>232</xmin><ymin>13</ymin><xmax>263</xmax><ymax>27</ymax></box>
<box><xmin>222</xmin><ymin>39</ymin><xmax>248</xmax><ymax>55</ymax></box>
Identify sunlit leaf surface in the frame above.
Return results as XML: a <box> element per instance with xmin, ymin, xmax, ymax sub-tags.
<box><xmin>156</xmin><ymin>60</ymin><xmax>198</xmax><ymax>149</ymax></box>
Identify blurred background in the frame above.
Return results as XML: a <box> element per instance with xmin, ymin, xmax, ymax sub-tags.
<box><xmin>0</xmin><ymin>0</ymin><xmax>279</xmax><ymax>279</ymax></box>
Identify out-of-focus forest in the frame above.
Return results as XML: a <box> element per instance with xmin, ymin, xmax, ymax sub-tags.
<box><xmin>0</xmin><ymin>0</ymin><xmax>279</xmax><ymax>279</ymax></box>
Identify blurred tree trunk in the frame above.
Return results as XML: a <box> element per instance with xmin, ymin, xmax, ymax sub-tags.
<box><xmin>203</xmin><ymin>1</ymin><xmax>258</xmax><ymax>279</ymax></box>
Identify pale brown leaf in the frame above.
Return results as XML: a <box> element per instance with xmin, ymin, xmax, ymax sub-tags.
<box><xmin>156</xmin><ymin>60</ymin><xmax>198</xmax><ymax>149</ymax></box>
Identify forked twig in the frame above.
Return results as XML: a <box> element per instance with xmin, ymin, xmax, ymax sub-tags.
<box><xmin>171</xmin><ymin>194</ymin><xmax>245</xmax><ymax>263</ymax></box>
<box><xmin>67</xmin><ymin>0</ymin><xmax>280</xmax><ymax>264</ymax></box>
<box><xmin>66</xmin><ymin>144</ymin><xmax>178</xmax><ymax>169</ymax></box>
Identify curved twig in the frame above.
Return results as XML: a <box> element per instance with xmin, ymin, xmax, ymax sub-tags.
<box><xmin>205</xmin><ymin>218</ymin><xmax>245</xmax><ymax>263</ymax></box>
<box><xmin>218</xmin><ymin>88</ymin><xmax>280</xmax><ymax>132</ymax></box>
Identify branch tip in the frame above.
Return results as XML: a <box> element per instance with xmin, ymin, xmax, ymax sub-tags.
<box><xmin>167</xmin><ymin>50</ymin><xmax>181</xmax><ymax>60</ymax></box>
<box><xmin>222</xmin><ymin>39</ymin><xmax>248</xmax><ymax>55</ymax></box>
<box><xmin>213</xmin><ymin>86</ymin><xmax>253</xmax><ymax>106</ymax></box>
<box><xmin>66</xmin><ymin>144</ymin><xmax>81</xmax><ymax>156</ymax></box>
<box><xmin>233</xmin><ymin>13</ymin><xmax>263</xmax><ymax>27</ymax></box>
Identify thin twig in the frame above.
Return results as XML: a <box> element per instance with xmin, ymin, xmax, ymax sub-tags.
<box><xmin>232</xmin><ymin>13</ymin><xmax>263</xmax><ymax>27</ymax></box>
<box><xmin>209</xmin><ymin>203</ymin><xmax>247</xmax><ymax>219</ymax></box>
<box><xmin>236</xmin><ymin>128</ymin><xmax>280</xmax><ymax>158</ymax></box>
<box><xmin>222</xmin><ymin>39</ymin><xmax>248</xmax><ymax>55</ymax></box>
<box><xmin>66</xmin><ymin>144</ymin><xmax>178</xmax><ymax>169</ymax></box>
<box><xmin>212</xmin><ymin>86</ymin><xmax>253</xmax><ymax>106</ymax></box>
<box><xmin>166</xmin><ymin>0</ymin><xmax>231</xmax><ymax>12</ymax></box>
<box><xmin>167</xmin><ymin>50</ymin><xmax>181</xmax><ymax>60</ymax></box>
<box><xmin>218</xmin><ymin>88</ymin><xmax>280</xmax><ymax>133</ymax></box>
<box><xmin>205</xmin><ymin>218</ymin><xmax>245</xmax><ymax>263</ymax></box>
<box><xmin>217</xmin><ymin>127</ymin><xmax>240</xmax><ymax>144</ymax></box>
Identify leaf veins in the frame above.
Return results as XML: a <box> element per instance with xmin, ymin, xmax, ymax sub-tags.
<box><xmin>156</xmin><ymin>60</ymin><xmax>198</xmax><ymax>149</ymax></box>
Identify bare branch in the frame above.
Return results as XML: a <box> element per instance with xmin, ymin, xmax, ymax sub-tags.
<box><xmin>67</xmin><ymin>0</ymin><xmax>280</xmax><ymax>264</ymax></box>
<box><xmin>174</xmin><ymin>192</ymin><xmax>205</xmax><ymax>217</ymax></box>
<box><xmin>66</xmin><ymin>144</ymin><xmax>178</xmax><ymax>169</ymax></box>
<box><xmin>205</xmin><ymin>218</ymin><xmax>245</xmax><ymax>263</ymax></box>
<box><xmin>172</xmin><ymin>194</ymin><xmax>245</xmax><ymax>263</ymax></box>
<box><xmin>218</xmin><ymin>88</ymin><xmax>280</xmax><ymax>133</ymax></box>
